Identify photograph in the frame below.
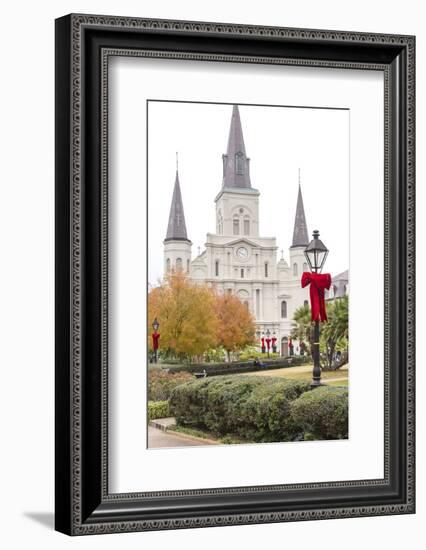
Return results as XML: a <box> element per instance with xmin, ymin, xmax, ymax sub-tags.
<box><xmin>147</xmin><ymin>101</ymin><xmax>350</xmax><ymax>449</ymax></box>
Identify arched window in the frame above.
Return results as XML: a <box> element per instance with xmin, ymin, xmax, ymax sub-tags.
<box><xmin>215</xmin><ymin>260</ymin><xmax>219</xmax><ymax>277</ymax></box>
<box><xmin>233</xmin><ymin>216</ymin><xmax>239</xmax><ymax>235</ymax></box>
<box><xmin>293</xmin><ymin>263</ymin><xmax>298</xmax><ymax>276</ymax></box>
<box><xmin>240</xmin><ymin>268</ymin><xmax>244</xmax><ymax>278</ymax></box>
<box><xmin>235</xmin><ymin>151</ymin><xmax>245</xmax><ymax>175</ymax></box>
<box><xmin>176</xmin><ymin>257</ymin><xmax>182</xmax><ymax>270</ymax></box>
<box><xmin>243</xmin><ymin>216</ymin><xmax>250</xmax><ymax>235</ymax></box>
<box><xmin>304</xmin><ymin>300</ymin><xmax>309</xmax><ymax>308</ymax></box>
<box><xmin>281</xmin><ymin>300</ymin><xmax>287</xmax><ymax>318</ymax></box>
<box><xmin>343</xmin><ymin>284</ymin><xmax>347</xmax><ymax>295</ymax></box>
<box><xmin>333</xmin><ymin>285</ymin><xmax>338</xmax><ymax>297</ymax></box>
<box><xmin>166</xmin><ymin>258</ymin><xmax>171</xmax><ymax>272</ymax></box>
<box><xmin>264</xmin><ymin>262</ymin><xmax>269</xmax><ymax>278</ymax></box>
<box><xmin>303</xmin><ymin>262</ymin><xmax>308</xmax><ymax>272</ymax></box>
<box><xmin>222</xmin><ymin>154</ymin><xmax>228</xmax><ymax>177</ymax></box>
<box><xmin>187</xmin><ymin>259</ymin><xmax>190</xmax><ymax>273</ymax></box>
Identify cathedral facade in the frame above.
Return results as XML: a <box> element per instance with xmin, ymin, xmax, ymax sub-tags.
<box><xmin>163</xmin><ymin>105</ymin><xmax>326</xmax><ymax>356</ymax></box>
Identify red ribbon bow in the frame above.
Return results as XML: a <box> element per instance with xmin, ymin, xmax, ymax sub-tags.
<box><xmin>301</xmin><ymin>272</ymin><xmax>331</xmax><ymax>322</ymax></box>
<box><xmin>261</xmin><ymin>337</ymin><xmax>265</xmax><ymax>347</ymax></box>
<box><xmin>152</xmin><ymin>332</ymin><xmax>160</xmax><ymax>350</ymax></box>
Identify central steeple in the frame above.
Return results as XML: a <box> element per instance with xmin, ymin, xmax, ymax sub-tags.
<box><xmin>222</xmin><ymin>105</ymin><xmax>252</xmax><ymax>189</ymax></box>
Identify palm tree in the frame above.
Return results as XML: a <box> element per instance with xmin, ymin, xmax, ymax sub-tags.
<box><xmin>321</xmin><ymin>295</ymin><xmax>349</xmax><ymax>370</ymax></box>
<box><xmin>291</xmin><ymin>304</ymin><xmax>313</xmax><ymax>355</ymax></box>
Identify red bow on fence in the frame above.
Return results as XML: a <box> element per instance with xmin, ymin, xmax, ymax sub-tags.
<box><xmin>301</xmin><ymin>272</ymin><xmax>331</xmax><ymax>322</ymax></box>
<box><xmin>152</xmin><ymin>332</ymin><xmax>160</xmax><ymax>350</ymax></box>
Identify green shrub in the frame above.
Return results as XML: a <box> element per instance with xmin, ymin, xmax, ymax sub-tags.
<box><xmin>148</xmin><ymin>370</ymin><xmax>193</xmax><ymax>401</ymax></box>
<box><xmin>148</xmin><ymin>400</ymin><xmax>170</xmax><ymax>420</ymax></box>
<box><xmin>169</xmin><ymin>376</ymin><xmax>310</xmax><ymax>442</ymax></box>
<box><xmin>290</xmin><ymin>386</ymin><xmax>348</xmax><ymax>440</ymax></box>
<box><xmin>239</xmin><ymin>351</ymin><xmax>280</xmax><ymax>361</ymax></box>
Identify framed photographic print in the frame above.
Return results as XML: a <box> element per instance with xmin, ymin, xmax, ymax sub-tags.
<box><xmin>55</xmin><ymin>14</ymin><xmax>415</xmax><ymax>535</ymax></box>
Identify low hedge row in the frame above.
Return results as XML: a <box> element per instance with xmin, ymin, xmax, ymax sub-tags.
<box><xmin>170</xmin><ymin>376</ymin><xmax>309</xmax><ymax>442</ymax></box>
<box><xmin>169</xmin><ymin>376</ymin><xmax>348</xmax><ymax>442</ymax></box>
<box><xmin>148</xmin><ymin>400</ymin><xmax>170</xmax><ymax>421</ymax></box>
<box><xmin>166</xmin><ymin>355</ymin><xmax>310</xmax><ymax>377</ymax></box>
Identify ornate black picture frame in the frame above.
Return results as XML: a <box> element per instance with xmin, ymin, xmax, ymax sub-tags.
<box><xmin>55</xmin><ymin>14</ymin><xmax>415</xmax><ymax>535</ymax></box>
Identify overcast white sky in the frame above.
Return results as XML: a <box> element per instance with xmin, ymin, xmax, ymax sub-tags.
<box><xmin>148</xmin><ymin>101</ymin><xmax>349</xmax><ymax>284</ymax></box>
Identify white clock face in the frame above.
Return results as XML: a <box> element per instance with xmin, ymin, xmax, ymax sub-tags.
<box><xmin>236</xmin><ymin>247</ymin><xmax>249</xmax><ymax>259</ymax></box>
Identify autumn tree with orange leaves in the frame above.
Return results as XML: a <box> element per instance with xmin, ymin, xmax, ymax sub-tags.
<box><xmin>148</xmin><ymin>271</ymin><xmax>255</xmax><ymax>361</ymax></box>
<box><xmin>148</xmin><ymin>271</ymin><xmax>219</xmax><ymax>359</ymax></box>
<box><xmin>214</xmin><ymin>293</ymin><xmax>256</xmax><ymax>362</ymax></box>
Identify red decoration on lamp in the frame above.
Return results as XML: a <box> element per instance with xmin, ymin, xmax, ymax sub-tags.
<box><xmin>151</xmin><ymin>318</ymin><xmax>160</xmax><ymax>363</ymax></box>
<box><xmin>152</xmin><ymin>332</ymin><xmax>160</xmax><ymax>350</ymax></box>
<box><xmin>301</xmin><ymin>272</ymin><xmax>331</xmax><ymax>322</ymax></box>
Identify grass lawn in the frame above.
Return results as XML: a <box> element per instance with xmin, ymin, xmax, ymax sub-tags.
<box><xmin>151</xmin><ymin>361</ymin><xmax>349</xmax><ymax>385</ymax></box>
<box><xmin>324</xmin><ymin>378</ymin><xmax>349</xmax><ymax>387</ymax></box>
<box><xmin>243</xmin><ymin>364</ymin><xmax>349</xmax><ymax>385</ymax></box>
<box><xmin>169</xmin><ymin>425</ymin><xmax>247</xmax><ymax>445</ymax></box>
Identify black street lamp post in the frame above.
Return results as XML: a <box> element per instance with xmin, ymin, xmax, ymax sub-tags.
<box><xmin>265</xmin><ymin>329</ymin><xmax>271</xmax><ymax>358</ymax></box>
<box><xmin>152</xmin><ymin>318</ymin><xmax>160</xmax><ymax>364</ymax></box>
<box><xmin>304</xmin><ymin>230</ymin><xmax>329</xmax><ymax>388</ymax></box>
<box><xmin>272</xmin><ymin>331</ymin><xmax>277</xmax><ymax>354</ymax></box>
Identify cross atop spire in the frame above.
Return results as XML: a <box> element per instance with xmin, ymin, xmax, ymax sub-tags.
<box><xmin>164</xmin><ymin>168</ymin><xmax>190</xmax><ymax>242</ymax></box>
<box><xmin>222</xmin><ymin>105</ymin><xmax>252</xmax><ymax>189</ymax></box>
<box><xmin>291</xmin><ymin>182</ymin><xmax>309</xmax><ymax>248</ymax></box>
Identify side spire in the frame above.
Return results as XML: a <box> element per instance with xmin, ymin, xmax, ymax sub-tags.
<box><xmin>222</xmin><ymin>105</ymin><xmax>251</xmax><ymax>189</ymax></box>
<box><xmin>291</xmin><ymin>176</ymin><xmax>309</xmax><ymax>248</ymax></box>
<box><xmin>164</xmin><ymin>163</ymin><xmax>190</xmax><ymax>242</ymax></box>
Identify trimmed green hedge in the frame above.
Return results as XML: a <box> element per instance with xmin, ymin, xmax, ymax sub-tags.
<box><xmin>169</xmin><ymin>376</ymin><xmax>310</xmax><ymax>442</ymax></box>
<box><xmin>166</xmin><ymin>355</ymin><xmax>310</xmax><ymax>377</ymax></box>
<box><xmin>169</xmin><ymin>377</ymin><xmax>348</xmax><ymax>442</ymax></box>
<box><xmin>148</xmin><ymin>400</ymin><xmax>170</xmax><ymax>421</ymax></box>
<box><xmin>290</xmin><ymin>387</ymin><xmax>348</xmax><ymax>440</ymax></box>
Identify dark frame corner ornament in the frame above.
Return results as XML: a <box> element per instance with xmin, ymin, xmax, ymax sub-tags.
<box><xmin>55</xmin><ymin>13</ymin><xmax>415</xmax><ymax>536</ymax></box>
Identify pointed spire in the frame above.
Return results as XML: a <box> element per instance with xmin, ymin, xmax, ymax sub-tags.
<box><xmin>222</xmin><ymin>105</ymin><xmax>251</xmax><ymax>189</ymax></box>
<box><xmin>291</xmin><ymin>180</ymin><xmax>309</xmax><ymax>248</ymax></box>
<box><xmin>164</xmin><ymin>167</ymin><xmax>190</xmax><ymax>242</ymax></box>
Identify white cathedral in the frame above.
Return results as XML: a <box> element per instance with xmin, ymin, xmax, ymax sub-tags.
<box><xmin>163</xmin><ymin>105</ymin><xmax>348</xmax><ymax>357</ymax></box>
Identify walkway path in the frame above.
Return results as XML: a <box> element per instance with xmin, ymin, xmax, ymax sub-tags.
<box><xmin>148</xmin><ymin>426</ymin><xmax>214</xmax><ymax>448</ymax></box>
